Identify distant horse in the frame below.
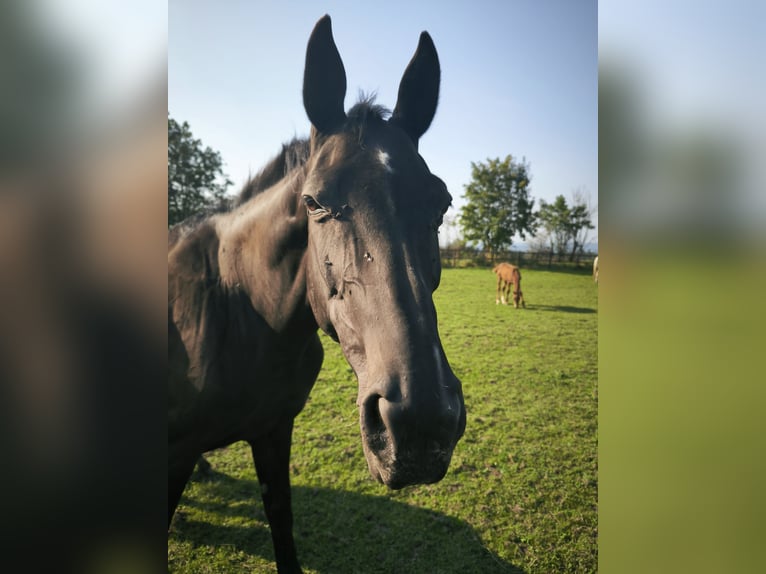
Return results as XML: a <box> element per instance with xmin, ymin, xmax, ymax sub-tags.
<box><xmin>168</xmin><ymin>16</ymin><xmax>466</xmax><ymax>574</ymax></box>
<box><xmin>493</xmin><ymin>262</ymin><xmax>526</xmax><ymax>308</ymax></box>
<box><xmin>593</xmin><ymin>256</ymin><xmax>599</xmax><ymax>283</ymax></box>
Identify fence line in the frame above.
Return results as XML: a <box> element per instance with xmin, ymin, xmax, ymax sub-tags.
<box><xmin>440</xmin><ymin>248</ymin><xmax>597</xmax><ymax>269</ymax></box>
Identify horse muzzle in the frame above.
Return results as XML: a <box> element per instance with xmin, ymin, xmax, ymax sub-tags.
<box><xmin>359</xmin><ymin>376</ymin><xmax>466</xmax><ymax>489</ymax></box>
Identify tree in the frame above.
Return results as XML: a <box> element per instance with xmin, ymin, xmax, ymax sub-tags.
<box><xmin>567</xmin><ymin>188</ymin><xmax>596</xmax><ymax>260</ymax></box>
<box><xmin>459</xmin><ymin>155</ymin><xmax>536</xmax><ymax>260</ymax></box>
<box><xmin>536</xmin><ymin>192</ymin><xmax>596</xmax><ymax>261</ymax></box>
<box><xmin>168</xmin><ymin>115</ymin><xmax>233</xmax><ymax>226</ymax></box>
<box><xmin>537</xmin><ymin>195</ymin><xmax>571</xmax><ymax>256</ymax></box>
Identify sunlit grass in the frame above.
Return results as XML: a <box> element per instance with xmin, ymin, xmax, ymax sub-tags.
<box><xmin>168</xmin><ymin>267</ymin><xmax>598</xmax><ymax>573</ymax></box>
<box><xmin>599</xmin><ymin>249</ymin><xmax>766</xmax><ymax>573</ymax></box>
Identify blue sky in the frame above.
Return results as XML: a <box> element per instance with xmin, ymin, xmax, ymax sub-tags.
<box><xmin>169</xmin><ymin>1</ymin><xmax>598</xmax><ymax>241</ymax></box>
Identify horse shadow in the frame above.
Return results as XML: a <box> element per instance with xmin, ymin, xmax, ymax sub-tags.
<box><xmin>525</xmin><ymin>304</ymin><xmax>596</xmax><ymax>314</ymax></box>
<box><xmin>170</xmin><ymin>468</ymin><xmax>525</xmax><ymax>573</ymax></box>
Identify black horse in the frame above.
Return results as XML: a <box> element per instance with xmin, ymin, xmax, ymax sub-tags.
<box><xmin>168</xmin><ymin>15</ymin><xmax>466</xmax><ymax>573</ymax></box>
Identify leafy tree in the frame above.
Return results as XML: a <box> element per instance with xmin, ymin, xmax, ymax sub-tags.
<box><xmin>536</xmin><ymin>192</ymin><xmax>595</xmax><ymax>260</ymax></box>
<box><xmin>567</xmin><ymin>188</ymin><xmax>596</xmax><ymax>260</ymax></box>
<box><xmin>168</xmin><ymin>115</ymin><xmax>233</xmax><ymax>226</ymax></box>
<box><xmin>459</xmin><ymin>155</ymin><xmax>536</xmax><ymax>260</ymax></box>
<box><xmin>537</xmin><ymin>195</ymin><xmax>571</xmax><ymax>255</ymax></box>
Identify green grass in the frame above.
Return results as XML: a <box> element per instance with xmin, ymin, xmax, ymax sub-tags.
<box><xmin>168</xmin><ymin>267</ymin><xmax>598</xmax><ymax>573</ymax></box>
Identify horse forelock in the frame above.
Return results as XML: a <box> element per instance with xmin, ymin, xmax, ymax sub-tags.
<box><xmin>308</xmin><ymin>95</ymin><xmax>391</xmax><ymax>152</ymax></box>
<box><xmin>346</xmin><ymin>96</ymin><xmax>391</xmax><ymax>145</ymax></box>
<box><xmin>347</xmin><ymin>94</ymin><xmax>390</xmax><ymax>123</ymax></box>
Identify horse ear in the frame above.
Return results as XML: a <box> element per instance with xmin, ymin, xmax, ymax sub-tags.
<box><xmin>303</xmin><ymin>15</ymin><xmax>347</xmax><ymax>134</ymax></box>
<box><xmin>390</xmin><ymin>32</ymin><xmax>440</xmax><ymax>146</ymax></box>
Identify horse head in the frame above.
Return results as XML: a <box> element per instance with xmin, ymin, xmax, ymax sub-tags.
<box><xmin>300</xmin><ymin>16</ymin><xmax>465</xmax><ymax>489</ymax></box>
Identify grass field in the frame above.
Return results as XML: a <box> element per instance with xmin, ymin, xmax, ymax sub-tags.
<box><xmin>168</xmin><ymin>267</ymin><xmax>598</xmax><ymax>573</ymax></box>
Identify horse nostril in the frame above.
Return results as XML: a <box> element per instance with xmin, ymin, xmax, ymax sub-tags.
<box><xmin>363</xmin><ymin>394</ymin><xmax>388</xmax><ymax>453</ymax></box>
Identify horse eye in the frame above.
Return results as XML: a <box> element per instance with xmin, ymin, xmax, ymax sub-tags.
<box><xmin>302</xmin><ymin>195</ymin><xmax>324</xmax><ymax>214</ymax></box>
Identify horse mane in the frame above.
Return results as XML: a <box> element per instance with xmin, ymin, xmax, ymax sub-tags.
<box><xmin>169</xmin><ymin>138</ymin><xmax>311</xmax><ymax>246</ymax></box>
<box><xmin>237</xmin><ymin>137</ymin><xmax>311</xmax><ymax>205</ymax></box>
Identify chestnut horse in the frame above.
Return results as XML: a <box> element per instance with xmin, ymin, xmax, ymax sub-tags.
<box><xmin>493</xmin><ymin>262</ymin><xmax>526</xmax><ymax>308</ymax></box>
<box><xmin>168</xmin><ymin>16</ymin><xmax>465</xmax><ymax>574</ymax></box>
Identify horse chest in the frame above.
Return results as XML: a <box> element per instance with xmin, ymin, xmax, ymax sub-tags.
<box><xmin>233</xmin><ymin>338</ymin><xmax>317</xmax><ymax>414</ymax></box>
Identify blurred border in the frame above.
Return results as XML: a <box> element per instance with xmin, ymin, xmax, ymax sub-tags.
<box><xmin>0</xmin><ymin>2</ymin><xmax>167</xmax><ymax>572</ymax></box>
<box><xmin>600</xmin><ymin>1</ymin><xmax>765</xmax><ymax>572</ymax></box>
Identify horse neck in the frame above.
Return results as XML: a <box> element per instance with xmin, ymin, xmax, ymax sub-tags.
<box><xmin>216</xmin><ymin>173</ymin><xmax>313</xmax><ymax>334</ymax></box>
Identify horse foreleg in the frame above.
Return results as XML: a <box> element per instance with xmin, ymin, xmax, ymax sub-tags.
<box><xmin>496</xmin><ymin>275</ymin><xmax>502</xmax><ymax>304</ymax></box>
<box><xmin>168</xmin><ymin>455</ymin><xmax>196</xmax><ymax>528</ymax></box>
<box><xmin>249</xmin><ymin>419</ymin><xmax>302</xmax><ymax>574</ymax></box>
